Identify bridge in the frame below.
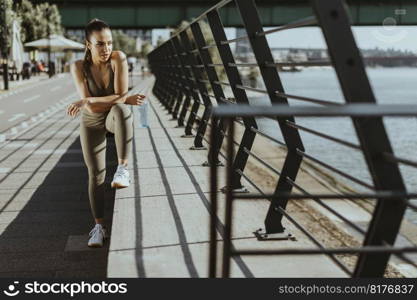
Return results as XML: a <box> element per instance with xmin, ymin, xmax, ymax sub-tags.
<box><xmin>32</xmin><ymin>0</ymin><xmax>417</xmax><ymax>28</ymax></box>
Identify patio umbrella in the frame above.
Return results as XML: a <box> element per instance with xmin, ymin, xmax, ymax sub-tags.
<box><xmin>24</xmin><ymin>34</ymin><xmax>85</xmax><ymax>51</ymax></box>
<box><xmin>9</xmin><ymin>20</ymin><xmax>25</xmax><ymax>73</ymax></box>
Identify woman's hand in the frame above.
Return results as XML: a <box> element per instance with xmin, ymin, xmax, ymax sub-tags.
<box><xmin>125</xmin><ymin>94</ymin><xmax>146</xmax><ymax>106</ymax></box>
<box><xmin>66</xmin><ymin>99</ymin><xmax>87</xmax><ymax>117</ymax></box>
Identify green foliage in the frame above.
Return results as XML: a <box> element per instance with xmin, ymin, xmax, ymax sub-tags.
<box><xmin>111</xmin><ymin>30</ymin><xmax>137</xmax><ymax>56</ymax></box>
<box><xmin>14</xmin><ymin>0</ymin><xmax>63</xmax><ymax>43</ymax></box>
<box><xmin>0</xmin><ymin>0</ymin><xmax>16</xmax><ymax>55</ymax></box>
<box><xmin>141</xmin><ymin>41</ymin><xmax>154</xmax><ymax>58</ymax></box>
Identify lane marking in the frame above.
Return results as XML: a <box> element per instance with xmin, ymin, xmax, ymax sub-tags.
<box><xmin>0</xmin><ymin>167</ymin><xmax>11</xmax><ymax>173</ymax></box>
<box><xmin>33</xmin><ymin>149</ymin><xmax>82</xmax><ymax>155</ymax></box>
<box><xmin>4</xmin><ymin>142</ymin><xmax>38</xmax><ymax>149</ymax></box>
<box><xmin>23</xmin><ymin>94</ymin><xmax>41</xmax><ymax>103</ymax></box>
<box><xmin>50</xmin><ymin>86</ymin><xmax>61</xmax><ymax>92</ymax></box>
<box><xmin>8</xmin><ymin>113</ymin><xmax>26</xmax><ymax>122</ymax></box>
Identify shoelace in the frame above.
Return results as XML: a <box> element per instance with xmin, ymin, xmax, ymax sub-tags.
<box><xmin>89</xmin><ymin>226</ymin><xmax>105</xmax><ymax>237</ymax></box>
<box><xmin>114</xmin><ymin>167</ymin><xmax>127</xmax><ymax>178</ymax></box>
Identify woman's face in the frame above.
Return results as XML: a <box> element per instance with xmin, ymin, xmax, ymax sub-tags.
<box><xmin>87</xmin><ymin>28</ymin><xmax>113</xmax><ymax>62</ymax></box>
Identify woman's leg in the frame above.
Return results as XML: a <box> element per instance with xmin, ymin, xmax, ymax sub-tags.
<box><xmin>105</xmin><ymin>104</ymin><xmax>133</xmax><ymax>164</ymax></box>
<box><xmin>80</xmin><ymin>119</ymin><xmax>107</xmax><ymax>224</ymax></box>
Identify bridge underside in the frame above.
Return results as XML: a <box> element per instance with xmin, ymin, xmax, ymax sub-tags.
<box><xmin>32</xmin><ymin>0</ymin><xmax>417</xmax><ymax>28</ymax></box>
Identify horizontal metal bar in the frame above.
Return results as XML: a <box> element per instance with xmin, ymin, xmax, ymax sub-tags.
<box><xmin>229</xmin><ymin>63</ymin><xmax>259</xmax><ymax>67</ymax></box>
<box><xmin>275</xmin><ymin>91</ymin><xmax>341</xmax><ymax>106</ymax></box>
<box><xmin>213</xmin><ymin>81</ymin><xmax>231</xmax><ymax>86</ymax></box>
<box><xmin>242</xmin><ymin>147</ymin><xmax>281</xmax><ymax>176</ymax></box>
<box><xmin>235</xmin><ymin>84</ymin><xmax>268</xmax><ymax>94</ymax></box>
<box><xmin>285</xmin><ymin>120</ymin><xmax>361</xmax><ymax>150</ymax></box>
<box><xmin>208</xmin><ymin>63</ymin><xmax>226</xmax><ymax>67</ymax></box>
<box><xmin>296</xmin><ymin>148</ymin><xmax>375</xmax><ymax>190</ymax></box>
<box><xmin>232</xmin><ymin>246</ymin><xmax>417</xmax><ymax>256</ymax></box>
<box><xmin>287</xmin><ymin>177</ymin><xmax>367</xmax><ymax>236</ymax></box>
<box><xmin>219</xmin><ymin>97</ymin><xmax>236</xmax><ymax>104</ymax></box>
<box><xmin>382</xmin><ymin>152</ymin><xmax>417</xmax><ymax>169</ymax></box>
<box><xmin>212</xmin><ymin>104</ymin><xmax>417</xmax><ymax>117</ymax></box>
<box><xmin>256</xmin><ymin>16</ymin><xmax>317</xmax><ymax>37</ymax></box>
<box><xmin>266</xmin><ymin>60</ymin><xmax>332</xmax><ymax>67</ymax></box>
<box><xmin>199</xmin><ymin>79</ymin><xmax>211</xmax><ymax>84</ymax></box>
<box><xmin>201</xmin><ymin>44</ymin><xmax>218</xmax><ymax>50</ymax></box>
<box><xmin>220</xmin><ymin>34</ymin><xmax>251</xmax><ymax>45</ymax></box>
<box><xmin>232</xmin><ymin>192</ymin><xmax>417</xmax><ymax>200</ymax></box>
<box><xmin>247</xmin><ymin>125</ymin><xmax>287</xmax><ymax>148</ymax></box>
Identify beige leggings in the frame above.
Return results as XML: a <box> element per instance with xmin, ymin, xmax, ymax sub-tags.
<box><xmin>80</xmin><ymin>104</ymin><xmax>133</xmax><ymax>219</ymax></box>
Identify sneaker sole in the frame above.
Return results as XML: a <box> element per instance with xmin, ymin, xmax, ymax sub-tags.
<box><xmin>111</xmin><ymin>182</ymin><xmax>130</xmax><ymax>188</ymax></box>
<box><xmin>88</xmin><ymin>243</ymin><xmax>103</xmax><ymax>248</ymax></box>
<box><xmin>88</xmin><ymin>236</ymin><xmax>108</xmax><ymax>248</ymax></box>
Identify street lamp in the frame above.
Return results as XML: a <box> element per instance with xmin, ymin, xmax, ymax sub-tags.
<box><xmin>46</xmin><ymin>7</ymin><xmax>52</xmax><ymax>78</ymax></box>
<box><xmin>0</xmin><ymin>0</ymin><xmax>9</xmax><ymax>90</ymax></box>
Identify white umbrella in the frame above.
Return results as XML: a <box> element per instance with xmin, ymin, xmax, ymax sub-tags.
<box><xmin>24</xmin><ymin>34</ymin><xmax>85</xmax><ymax>51</ymax></box>
<box><xmin>10</xmin><ymin>20</ymin><xmax>25</xmax><ymax>73</ymax></box>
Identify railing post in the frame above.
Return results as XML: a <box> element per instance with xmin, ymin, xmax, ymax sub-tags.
<box><xmin>179</xmin><ymin>30</ymin><xmax>212</xmax><ymax>149</ymax></box>
<box><xmin>165</xmin><ymin>44</ymin><xmax>181</xmax><ymax>114</ymax></box>
<box><xmin>168</xmin><ymin>38</ymin><xmax>193</xmax><ymax>128</ymax></box>
<box><xmin>207</xmin><ymin>9</ymin><xmax>257</xmax><ymax>192</ymax></box>
<box><xmin>172</xmin><ymin>36</ymin><xmax>200</xmax><ymax>137</ymax></box>
<box><xmin>222</xmin><ymin>116</ymin><xmax>235</xmax><ymax>278</ymax></box>
<box><xmin>235</xmin><ymin>0</ymin><xmax>305</xmax><ymax>239</ymax></box>
<box><xmin>165</xmin><ymin>42</ymin><xmax>185</xmax><ymax>118</ymax></box>
<box><xmin>190</xmin><ymin>22</ymin><xmax>228</xmax><ymax>166</ymax></box>
<box><xmin>313</xmin><ymin>0</ymin><xmax>408</xmax><ymax>277</ymax></box>
<box><xmin>154</xmin><ymin>45</ymin><xmax>170</xmax><ymax>109</ymax></box>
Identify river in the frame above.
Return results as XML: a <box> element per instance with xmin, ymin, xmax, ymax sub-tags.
<box><xmin>249</xmin><ymin>67</ymin><xmax>417</xmax><ymax>224</ymax></box>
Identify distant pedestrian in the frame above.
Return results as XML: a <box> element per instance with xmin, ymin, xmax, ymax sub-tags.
<box><xmin>66</xmin><ymin>18</ymin><xmax>146</xmax><ymax>248</ymax></box>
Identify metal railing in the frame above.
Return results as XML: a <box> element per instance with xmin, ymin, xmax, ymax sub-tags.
<box><xmin>148</xmin><ymin>0</ymin><xmax>417</xmax><ymax>278</ymax></box>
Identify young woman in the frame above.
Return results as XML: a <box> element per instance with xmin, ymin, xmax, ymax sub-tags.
<box><xmin>66</xmin><ymin>19</ymin><xmax>145</xmax><ymax>247</ymax></box>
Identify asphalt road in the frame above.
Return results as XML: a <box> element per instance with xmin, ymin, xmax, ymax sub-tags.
<box><xmin>0</xmin><ymin>74</ymin><xmax>77</xmax><ymax>134</ymax></box>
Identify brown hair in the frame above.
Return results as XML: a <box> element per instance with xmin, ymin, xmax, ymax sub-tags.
<box><xmin>83</xmin><ymin>18</ymin><xmax>110</xmax><ymax>76</ymax></box>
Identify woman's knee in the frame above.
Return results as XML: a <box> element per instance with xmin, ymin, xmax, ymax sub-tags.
<box><xmin>88</xmin><ymin>168</ymin><xmax>106</xmax><ymax>186</ymax></box>
<box><xmin>111</xmin><ymin>103</ymin><xmax>132</xmax><ymax>121</ymax></box>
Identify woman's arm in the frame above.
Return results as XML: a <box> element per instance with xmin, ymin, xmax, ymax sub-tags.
<box><xmin>86</xmin><ymin>92</ymin><xmax>128</xmax><ymax>105</ymax></box>
<box><xmin>70</xmin><ymin>60</ymin><xmax>92</xmax><ymax>100</ymax></box>
<box><xmin>68</xmin><ymin>60</ymin><xmax>112</xmax><ymax>115</ymax></box>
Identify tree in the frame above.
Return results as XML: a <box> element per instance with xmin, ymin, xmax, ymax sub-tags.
<box><xmin>156</xmin><ymin>35</ymin><xmax>165</xmax><ymax>47</ymax></box>
<box><xmin>141</xmin><ymin>41</ymin><xmax>153</xmax><ymax>58</ymax></box>
<box><xmin>0</xmin><ymin>0</ymin><xmax>17</xmax><ymax>55</ymax></box>
<box><xmin>111</xmin><ymin>30</ymin><xmax>137</xmax><ymax>56</ymax></box>
<box><xmin>14</xmin><ymin>0</ymin><xmax>63</xmax><ymax>43</ymax></box>
<box><xmin>13</xmin><ymin>0</ymin><xmax>35</xmax><ymax>43</ymax></box>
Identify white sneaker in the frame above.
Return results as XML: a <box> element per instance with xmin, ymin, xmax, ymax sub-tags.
<box><xmin>88</xmin><ymin>224</ymin><xmax>108</xmax><ymax>248</ymax></box>
<box><xmin>111</xmin><ymin>165</ymin><xmax>130</xmax><ymax>188</ymax></box>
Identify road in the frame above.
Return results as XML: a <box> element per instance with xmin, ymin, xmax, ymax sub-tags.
<box><xmin>0</xmin><ymin>74</ymin><xmax>77</xmax><ymax>134</ymax></box>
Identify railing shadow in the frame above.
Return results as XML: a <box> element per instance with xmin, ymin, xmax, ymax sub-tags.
<box><xmin>0</xmin><ymin>135</ymin><xmax>118</xmax><ymax>278</ymax></box>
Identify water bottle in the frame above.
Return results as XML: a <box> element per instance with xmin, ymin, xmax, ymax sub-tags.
<box><xmin>138</xmin><ymin>100</ymin><xmax>149</xmax><ymax>128</ymax></box>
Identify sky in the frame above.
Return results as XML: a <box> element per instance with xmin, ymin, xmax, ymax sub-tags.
<box><xmin>152</xmin><ymin>26</ymin><xmax>417</xmax><ymax>53</ymax></box>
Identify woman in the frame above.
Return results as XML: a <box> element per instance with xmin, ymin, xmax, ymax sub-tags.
<box><xmin>66</xmin><ymin>19</ymin><xmax>145</xmax><ymax>247</ymax></box>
